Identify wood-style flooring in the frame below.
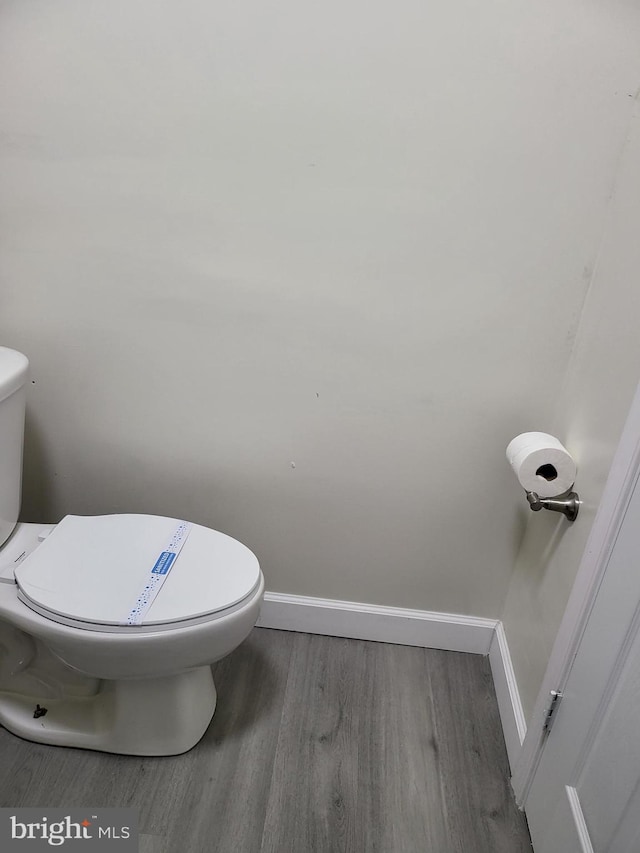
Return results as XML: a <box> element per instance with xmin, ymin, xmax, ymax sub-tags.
<box><xmin>0</xmin><ymin>628</ymin><xmax>532</xmax><ymax>852</ymax></box>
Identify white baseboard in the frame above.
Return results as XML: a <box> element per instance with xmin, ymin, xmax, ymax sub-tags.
<box><xmin>257</xmin><ymin>591</ymin><xmax>497</xmax><ymax>655</ymax></box>
<box><xmin>256</xmin><ymin>591</ymin><xmax>526</xmax><ymax>767</ymax></box>
<box><xmin>489</xmin><ymin>622</ymin><xmax>528</xmax><ymax>770</ymax></box>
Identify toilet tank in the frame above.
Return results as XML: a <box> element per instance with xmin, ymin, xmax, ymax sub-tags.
<box><xmin>0</xmin><ymin>347</ymin><xmax>29</xmax><ymax>549</ymax></box>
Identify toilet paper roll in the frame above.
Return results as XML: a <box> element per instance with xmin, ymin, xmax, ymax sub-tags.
<box><xmin>506</xmin><ymin>432</ymin><xmax>577</xmax><ymax>498</ymax></box>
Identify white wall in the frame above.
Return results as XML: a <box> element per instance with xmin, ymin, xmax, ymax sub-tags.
<box><xmin>1</xmin><ymin>1</ymin><xmax>639</xmax><ymax>624</ymax></box>
<box><xmin>501</xmin><ymin>103</ymin><xmax>640</xmax><ymax>720</ymax></box>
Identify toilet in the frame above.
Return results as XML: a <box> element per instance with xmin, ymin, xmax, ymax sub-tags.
<box><xmin>0</xmin><ymin>346</ymin><xmax>264</xmax><ymax>756</ymax></box>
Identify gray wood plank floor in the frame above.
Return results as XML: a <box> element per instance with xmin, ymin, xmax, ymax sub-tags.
<box><xmin>0</xmin><ymin>628</ymin><xmax>532</xmax><ymax>852</ymax></box>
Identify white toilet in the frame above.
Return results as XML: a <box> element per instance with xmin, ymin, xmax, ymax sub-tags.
<box><xmin>0</xmin><ymin>346</ymin><xmax>264</xmax><ymax>756</ymax></box>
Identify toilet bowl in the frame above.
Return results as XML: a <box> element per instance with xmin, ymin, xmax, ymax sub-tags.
<box><xmin>0</xmin><ymin>516</ymin><xmax>264</xmax><ymax>755</ymax></box>
<box><xmin>0</xmin><ymin>346</ymin><xmax>264</xmax><ymax>756</ymax></box>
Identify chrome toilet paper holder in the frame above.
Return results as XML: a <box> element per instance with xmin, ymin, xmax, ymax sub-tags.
<box><xmin>525</xmin><ymin>488</ymin><xmax>580</xmax><ymax>522</ymax></box>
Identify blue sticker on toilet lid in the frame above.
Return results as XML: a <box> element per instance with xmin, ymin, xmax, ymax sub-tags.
<box><xmin>126</xmin><ymin>521</ymin><xmax>191</xmax><ymax>625</ymax></box>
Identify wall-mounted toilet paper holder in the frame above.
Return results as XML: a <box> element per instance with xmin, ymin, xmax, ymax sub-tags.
<box><xmin>525</xmin><ymin>488</ymin><xmax>580</xmax><ymax>522</ymax></box>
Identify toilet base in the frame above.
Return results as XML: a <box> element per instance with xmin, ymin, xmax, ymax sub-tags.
<box><xmin>0</xmin><ymin>665</ymin><xmax>217</xmax><ymax>756</ymax></box>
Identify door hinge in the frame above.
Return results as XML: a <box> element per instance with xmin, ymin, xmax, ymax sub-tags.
<box><xmin>542</xmin><ymin>689</ymin><xmax>563</xmax><ymax>735</ymax></box>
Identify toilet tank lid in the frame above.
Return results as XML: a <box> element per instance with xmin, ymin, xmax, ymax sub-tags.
<box><xmin>14</xmin><ymin>514</ymin><xmax>261</xmax><ymax>628</ymax></box>
<box><xmin>0</xmin><ymin>347</ymin><xmax>29</xmax><ymax>402</ymax></box>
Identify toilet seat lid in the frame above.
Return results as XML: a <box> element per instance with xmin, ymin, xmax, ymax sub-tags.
<box><xmin>14</xmin><ymin>514</ymin><xmax>261</xmax><ymax>631</ymax></box>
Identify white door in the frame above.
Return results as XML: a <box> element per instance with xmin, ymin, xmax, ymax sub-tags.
<box><xmin>525</xmin><ymin>463</ymin><xmax>640</xmax><ymax>853</ymax></box>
